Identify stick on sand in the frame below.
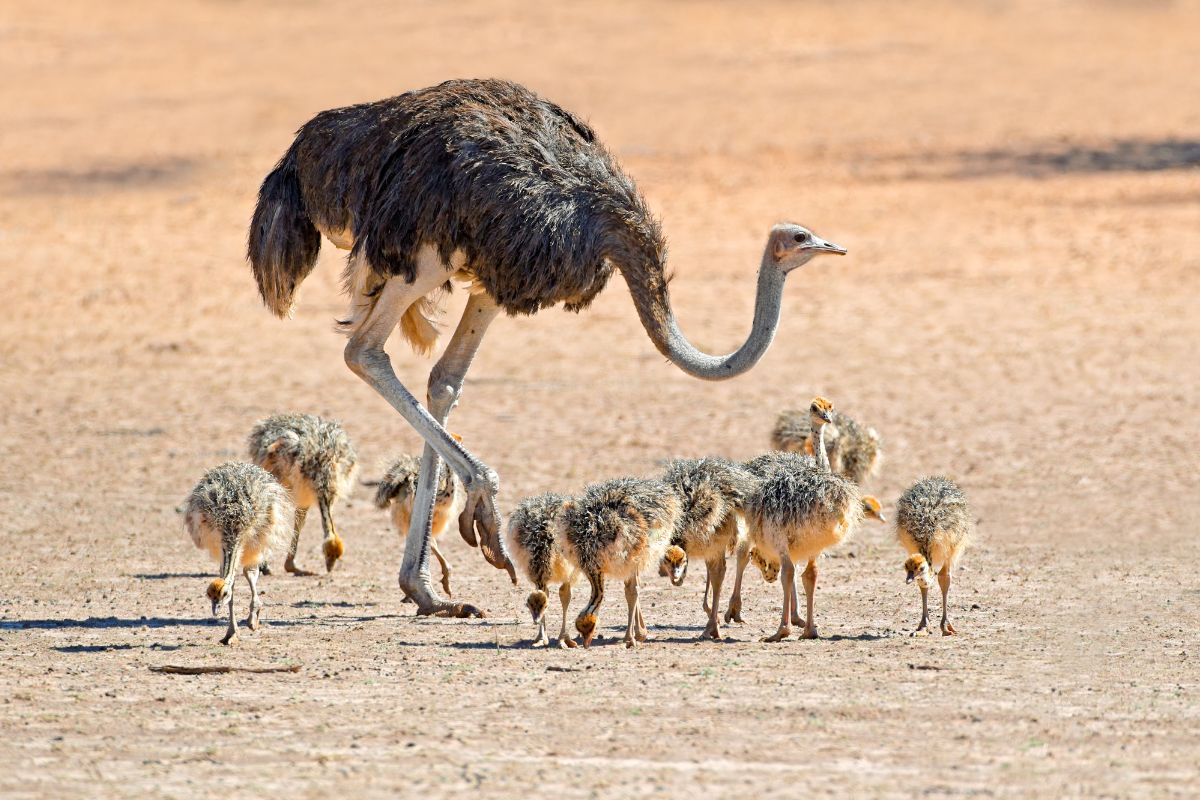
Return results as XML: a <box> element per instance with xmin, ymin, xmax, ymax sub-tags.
<box><xmin>150</xmin><ymin>664</ymin><xmax>302</xmax><ymax>675</ymax></box>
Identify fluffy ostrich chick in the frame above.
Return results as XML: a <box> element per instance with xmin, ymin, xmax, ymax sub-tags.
<box><xmin>558</xmin><ymin>478</ymin><xmax>681</xmax><ymax>648</ymax></box>
<box><xmin>248</xmin><ymin>413</ymin><xmax>358</xmax><ymax>575</ymax></box>
<box><xmin>184</xmin><ymin>462</ymin><xmax>294</xmax><ymax>644</ymax></box>
<box><xmin>895</xmin><ymin>476</ymin><xmax>973</xmax><ymax>635</ymax></box>
<box><xmin>375</xmin><ymin>453</ymin><xmax>466</xmax><ymax>599</ymax></box>
<box><xmin>507</xmin><ymin>492</ymin><xmax>577</xmax><ymax>647</ymax></box>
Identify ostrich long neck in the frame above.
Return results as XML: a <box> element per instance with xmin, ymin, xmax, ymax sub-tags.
<box><xmin>813</xmin><ymin>422</ymin><xmax>831</xmax><ymax>471</ymax></box>
<box><xmin>620</xmin><ymin>247</ymin><xmax>784</xmax><ymax>381</ymax></box>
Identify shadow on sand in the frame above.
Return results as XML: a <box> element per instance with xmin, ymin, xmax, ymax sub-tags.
<box><xmin>951</xmin><ymin>137</ymin><xmax>1200</xmax><ymax>178</ymax></box>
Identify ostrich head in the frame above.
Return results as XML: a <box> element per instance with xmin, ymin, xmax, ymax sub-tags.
<box><xmin>576</xmin><ymin>613</ymin><xmax>598</xmax><ymax>648</ymax></box>
<box><xmin>206</xmin><ymin>578</ymin><xmax>230</xmax><ymax>616</ymax></box>
<box><xmin>809</xmin><ymin>396</ymin><xmax>834</xmax><ymax>429</ymax></box>
<box><xmin>526</xmin><ymin>590</ymin><xmax>549</xmax><ymax>623</ymax></box>
<box><xmin>323</xmin><ymin>535</ymin><xmax>345</xmax><ymax>571</ymax></box>
<box><xmin>750</xmin><ymin>547</ymin><xmax>780</xmax><ymax>583</ymax></box>
<box><xmin>904</xmin><ymin>554</ymin><xmax>932</xmax><ymax>589</ymax></box>
<box><xmin>861</xmin><ymin>496</ymin><xmax>886</xmax><ymax>523</ymax></box>
<box><xmin>769</xmin><ymin>223</ymin><xmax>847</xmax><ymax>273</ymax></box>
<box><xmin>660</xmin><ymin>545</ymin><xmax>688</xmax><ymax>586</ymax></box>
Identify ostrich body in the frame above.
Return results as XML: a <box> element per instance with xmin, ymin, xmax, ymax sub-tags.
<box><xmin>895</xmin><ymin>477</ymin><xmax>972</xmax><ymax>635</ymax></box>
<box><xmin>247</xmin><ymin>78</ymin><xmax>846</xmax><ymax>617</ymax></box>
<box><xmin>749</xmin><ymin>397</ymin><xmax>865</xmax><ymax>642</ymax></box>
<box><xmin>184</xmin><ymin>462</ymin><xmax>294</xmax><ymax>644</ymax></box>
<box><xmin>248</xmin><ymin>413</ymin><xmax>358</xmax><ymax>575</ymax></box>
<box><xmin>506</xmin><ymin>492</ymin><xmax>577</xmax><ymax>648</ymax></box>
<box><xmin>771</xmin><ymin>408</ymin><xmax>882</xmax><ymax>485</ymax></box>
<box><xmin>658</xmin><ymin>457</ymin><xmax>758</xmax><ymax>640</ymax></box>
<box><xmin>375</xmin><ymin>453</ymin><xmax>466</xmax><ymax>599</ymax></box>
<box><xmin>557</xmin><ymin>478</ymin><xmax>681</xmax><ymax>648</ymax></box>
<box><xmin>717</xmin><ymin>449</ymin><xmax>817</xmax><ymax>624</ymax></box>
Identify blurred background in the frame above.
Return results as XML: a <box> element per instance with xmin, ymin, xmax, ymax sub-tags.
<box><xmin>1</xmin><ymin>1</ymin><xmax>1197</xmax><ymax>796</ymax></box>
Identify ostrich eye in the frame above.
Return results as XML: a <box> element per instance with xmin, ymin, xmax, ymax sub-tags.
<box><xmin>793</xmin><ymin>233</ymin><xmax>808</xmax><ymax>243</ymax></box>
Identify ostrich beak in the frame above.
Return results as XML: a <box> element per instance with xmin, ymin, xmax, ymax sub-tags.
<box><xmin>810</xmin><ymin>236</ymin><xmax>847</xmax><ymax>255</ymax></box>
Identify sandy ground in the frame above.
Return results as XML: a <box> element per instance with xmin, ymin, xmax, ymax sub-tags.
<box><xmin>2</xmin><ymin>1</ymin><xmax>1199</xmax><ymax>797</ymax></box>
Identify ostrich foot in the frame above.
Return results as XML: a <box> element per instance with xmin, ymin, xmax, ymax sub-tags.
<box><xmin>942</xmin><ymin>622</ymin><xmax>958</xmax><ymax>636</ymax></box>
<box><xmin>763</xmin><ymin>627</ymin><xmax>790</xmax><ymax>643</ymax></box>
<box><xmin>557</xmin><ymin>637</ymin><xmax>577</xmax><ymax>649</ymax></box>
<box><xmin>220</xmin><ymin>630</ymin><xmax>239</xmax><ymax>646</ymax></box>
<box><xmin>440</xmin><ymin>573</ymin><xmax>453</xmax><ymax>598</ymax></box>
<box><xmin>531</xmin><ymin>637</ymin><xmax>549</xmax><ymax>648</ymax></box>
<box><xmin>247</xmin><ymin>609</ymin><xmax>261</xmax><ymax>631</ymax></box>
<box><xmin>284</xmin><ymin>557</ymin><xmax>316</xmax><ymax>577</ymax></box>
<box><xmin>260</xmin><ymin>563</ymin><xmax>273</xmax><ymax>576</ymax></box>
<box><xmin>800</xmin><ymin>625</ymin><xmax>820</xmax><ymax>640</ymax></box>
<box><xmin>457</xmin><ymin>475</ymin><xmax>516</xmax><ymax>584</ymax></box>
<box><xmin>724</xmin><ymin>600</ymin><xmax>744</xmax><ymax>625</ymax></box>
<box><xmin>417</xmin><ymin>600</ymin><xmax>485</xmax><ymax>619</ymax></box>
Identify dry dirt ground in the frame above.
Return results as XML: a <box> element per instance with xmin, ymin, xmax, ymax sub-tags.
<box><xmin>1</xmin><ymin>1</ymin><xmax>1198</xmax><ymax>797</ymax></box>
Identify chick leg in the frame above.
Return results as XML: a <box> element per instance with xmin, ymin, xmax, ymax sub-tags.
<box><xmin>790</xmin><ymin>572</ymin><xmax>803</xmax><ymax>627</ymax></box>
<box><xmin>914</xmin><ymin>582</ymin><xmax>930</xmax><ymax>635</ymax></box>
<box><xmin>245</xmin><ymin>565</ymin><xmax>262</xmax><ymax>631</ymax></box>
<box><xmin>557</xmin><ymin>582</ymin><xmax>577</xmax><ymax>649</ymax></box>
<box><xmin>429</xmin><ymin>537</ymin><xmax>452</xmax><ymax>598</ymax></box>
<box><xmin>220</xmin><ymin>581</ymin><xmax>238</xmax><ymax>646</ymax></box>
<box><xmin>623</xmin><ymin>577</ymin><xmax>640</xmax><ymax>648</ymax></box>
<box><xmin>939</xmin><ymin>565</ymin><xmax>957</xmax><ymax>635</ymax></box>
<box><xmin>800</xmin><ymin>560</ymin><xmax>819</xmax><ymax>639</ymax></box>
<box><xmin>283</xmin><ymin>506</ymin><xmax>316</xmax><ymax>576</ymax></box>
<box><xmin>724</xmin><ymin>539</ymin><xmax>750</xmax><ymax>624</ymax></box>
<box><xmin>763</xmin><ymin>556</ymin><xmax>794</xmax><ymax>642</ymax></box>
<box><xmin>702</xmin><ymin>556</ymin><xmax>726</xmax><ymax>640</ymax></box>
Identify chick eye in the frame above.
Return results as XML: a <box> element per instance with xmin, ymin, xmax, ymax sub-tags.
<box><xmin>793</xmin><ymin>233</ymin><xmax>808</xmax><ymax>243</ymax></box>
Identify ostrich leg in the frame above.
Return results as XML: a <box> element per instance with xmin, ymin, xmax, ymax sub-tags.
<box><xmin>403</xmin><ymin>291</ymin><xmax>508</xmax><ymax>616</ymax></box>
<box><xmin>345</xmin><ymin>274</ymin><xmax>512</xmax><ymax>616</ymax></box>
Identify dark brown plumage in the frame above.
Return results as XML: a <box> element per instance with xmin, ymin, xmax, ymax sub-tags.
<box><xmin>248</xmin><ymin>78</ymin><xmax>660</xmax><ymax>324</ymax></box>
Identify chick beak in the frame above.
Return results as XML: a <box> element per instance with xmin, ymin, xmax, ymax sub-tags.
<box><xmin>211</xmin><ymin>599</ymin><xmax>221</xmax><ymax>616</ymax></box>
<box><xmin>906</xmin><ymin>571</ymin><xmax>916</xmax><ymax>584</ymax></box>
<box><xmin>582</xmin><ymin>633</ymin><xmax>593</xmax><ymax>649</ymax></box>
<box><xmin>878</xmin><ymin>513</ymin><xmax>888</xmax><ymax>524</ymax></box>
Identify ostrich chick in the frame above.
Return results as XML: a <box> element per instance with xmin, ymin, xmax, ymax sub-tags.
<box><xmin>248</xmin><ymin>413</ymin><xmax>358</xmax><ymax>575</ymax></box>
<box><xmin>895</xmin><ymin>477</ymin><xmax>973</xmax><ymax>635</ymax></box>
<box><xmin>721</xmin><ymin>400</ymin><xmax>833</xmax><ymax>625</ymax></box>
<box><xmin>184</xmin><ymin>462</ymin><xmax>294</xmax><ymax>644</ymax></box>
<box><xmin>750</xmin><ymin>396</ymin><xmax>865</xmax><ymax>642</ymax></box>
<box><xmin>771</xmin><ymin>407</ymin><xmax>883</xmax><ymax>485</ymax></box>
<box><xmin>558</xmin><ymin>477</ymin><xmax>681</xmax><ymax>648</ymax></box>
<box><xmin>507</xmin><ymin>492</ymin><xmax>577</xmax><ymax>647</ymax></box>
<box><xmin>658</xmin><ymin>457</ymin><xmax>758</xmax><ymax>640</ymax></box>
<box><xmin>375</xmin><ymin>453</ymin><xmax>466</xmax><ymax>599</ymax></box>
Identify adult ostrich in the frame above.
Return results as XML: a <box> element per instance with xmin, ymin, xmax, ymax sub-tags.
<box><xmin>248</xmin><ymin>78</ymin><xmax>846</xmax><ymax>617</ymax></box>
